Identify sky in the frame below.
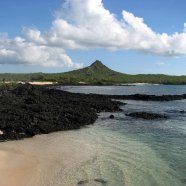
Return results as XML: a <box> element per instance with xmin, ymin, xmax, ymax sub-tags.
<box><xmin>0</xmin><ymin>0</ymin><xmax>186</xmax><ymax>75</ymax></box>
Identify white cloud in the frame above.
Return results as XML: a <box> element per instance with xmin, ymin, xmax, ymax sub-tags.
<box><xmin>50</xmin><ymin>0</ymin><xmax>186</xmax><ymax>55</ymax></box>
<box><xmin>0</xmin><ymin>0</ymin><xmax>186</xmax><ymax>68</ymax></box>
<box><xmin>0</xmin><ymin>34</ymin><xmax>82</xmax><ymax>68</ymax></box>
<box><xmin>24</xmin><ymin>28</ymin><xmax>46</xmax><ymax>44</ymax></box>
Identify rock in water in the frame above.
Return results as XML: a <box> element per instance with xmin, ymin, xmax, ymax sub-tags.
<box><xmin>94</xmin><ymin>179</ymin><xmax>107</xmax><ymax>184</ymax></box>
<box><xmin>77</xmin><ymin>180</ymin><xmax>89</xmax><ymax>185</ymax></box>
<box><xmin>180</xmin><ymin>110</ymin><xmax>186</xmax><ymax>114</ymax></box>
<box><xmin>109</xmin><ymin>115</ymin><xmax>115</xmax><ymax>119</ymax></box>
<box><xmin>126</xmin><ymin>112</ymin><xmax>167</xmax><ymax>120</ymax></box>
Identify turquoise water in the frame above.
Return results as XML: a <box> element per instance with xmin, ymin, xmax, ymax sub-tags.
<box><xmin>59</xmin><ymin>85</ymin><xmax>186</xmax><ymax>186</ymax></box>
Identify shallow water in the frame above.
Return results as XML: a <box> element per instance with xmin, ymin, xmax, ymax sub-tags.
<box><xmin>59</xmin><ymin>85</ymin><xmax>186</xmax><ymax>186</ymax></box>
<box><xmin>0</xmin><ymin>85</ymin><xmax>186</xmax><ymax>186</ymax></box>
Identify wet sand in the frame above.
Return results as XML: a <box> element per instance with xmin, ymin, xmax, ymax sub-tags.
<box><xmin>0</xmin><ymin>130</ymin><xmax>97</xmax><ymax>186</ymax></box>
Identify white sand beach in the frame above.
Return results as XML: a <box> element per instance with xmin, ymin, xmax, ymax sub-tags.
<box><xmin>0</xmin><ymin>130</ymin><xmax>97</xmax><ymax>186</ymax></box>
<box><xmin>3</xmin><ymin>81</ymin><xmax>57</xmax><ymax>85</ymax></box>
<box><xmin>28</xmin><ymin>82</ymin><xmax>57</xmax><ymax>85</ymax></box>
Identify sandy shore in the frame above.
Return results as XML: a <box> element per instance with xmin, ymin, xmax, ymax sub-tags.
<box><xmin>4</xmin><ymin>81</ymin><xmax>57</xmax><ymax>85</ymax></box>
<box><xmin>28</xmin><ymin>82</ymin><xmax>57</xmax><ymax>85</ymax></box>
<box><xmin>0</xmin><ymin>130</ymin><xmax>97</xmax><ymax>186</ymax></box>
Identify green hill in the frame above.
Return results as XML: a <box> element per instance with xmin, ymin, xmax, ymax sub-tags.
<box><xmin>58</xmin><ymin>60</ymin><xmax>127</xmax><ymax>84</ymax></box>
<box><xmin>1</xmin><ymin>60</ymin><xmax>186</xmax><ymax>85</ymax></box>
<box><xmin>54</xmin><ymin>60</ymin><xmax>186</xmax><ymax>85</ymax></box>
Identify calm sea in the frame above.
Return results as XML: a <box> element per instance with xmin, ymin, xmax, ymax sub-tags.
<box><xmin>58</xmin><ymin>85</ymin><xmax>186</xmax><ymax>186</ymax></box>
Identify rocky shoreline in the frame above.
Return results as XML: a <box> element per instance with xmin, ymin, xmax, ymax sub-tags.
<box><xmin>126</xmin><ymin>112</ymin><xmax>168</xmax><ymax>120</ymax></box>
<box><xmin>108</xmin><ymin>94</ymin><xmax>186</xmax><ymax>101</ymax></box>
<box><xmin>0</xmin><ymin>84</ymin><xmax>186</xmax><ymax>141</ymax></box>
<box><xmin>0</xmin><ymin>84</ymin><xmax>123</xmax><ymax>141</ymax></box>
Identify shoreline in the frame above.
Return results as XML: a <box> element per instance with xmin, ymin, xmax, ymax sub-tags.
<box><xmin>0</xmin><ymin>84</ymin><xmax>186</xmax><ymax>141</ymax></box>
<box><xmin>0</xmin><ymin>84</ymin><xmax>123</xmax><ymax>141</ymax></box>
<box><xmin>2</xmin><ymin>81</ymin><xmax>186</xmax><ymax>87</ymax></box>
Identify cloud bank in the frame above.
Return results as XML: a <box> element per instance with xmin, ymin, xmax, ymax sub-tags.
<box><xmin>0</xmin><ymin>32</ymin><xmax>82</xmax><ymax>68</ymax></box>
<box><xmin>0</xmin><ymin>0</ymin><xmax>186</xmax><ymax>67</ymax></box>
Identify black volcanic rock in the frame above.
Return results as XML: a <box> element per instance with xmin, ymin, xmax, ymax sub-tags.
<box><xmin>108</xmin><ymin>94</ymin><xmax>186</xmax><ymax>101</ymax></box>
<box><xmin>126</xmin><ymin>112</ymin><xmax>168</xmax><ymax>120</ymax></box>
<box><xmin>0</xmin><ymin>84</ymin><xmax>123</xmax><ymax>141</ymax></box>
<box><xmin>109</xmin><ymin>114</ymin><xmax>115</xmax><ymax>119</ymax></box>
<box><xmin>180</xmin><ymin>110</ymin><xmax>186</xmax><ymax>114</ymax></box>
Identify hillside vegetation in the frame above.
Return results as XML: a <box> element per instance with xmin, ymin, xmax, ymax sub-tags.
<box><xmin>1</xmin><ymin>60</ymin><xmax>186</xmax><ymax>85</ymax></box>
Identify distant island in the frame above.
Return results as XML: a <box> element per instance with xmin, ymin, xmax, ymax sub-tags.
<box><xmin>1</xmin><ymin>60</ymin><xmax>186</xmax><ymax>85</ymax></box>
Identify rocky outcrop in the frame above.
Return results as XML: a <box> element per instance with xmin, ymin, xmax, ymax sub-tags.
<box><xmin>109</xmin><ymin>94</ymin><xmax>186</xmax><ymax>101</ymax></box>
<box><xmin>126</xmin><ymin>112</ymin><xmax>168</xmax><ymax>120</ymax></box>
<box><xmin>109</xmin><ymin>115</ymin><xmax>115</xmax><ymax>119</ymax></box>
<box><xmin>0</xmin><ymin>84</ymin><xmax>123</xmax><ymax>141</ymax></box>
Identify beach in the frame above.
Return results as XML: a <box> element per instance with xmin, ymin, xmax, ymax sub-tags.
<box><xmin>0</xmin><ymin>130</ymin><xmax>97</xmax><ymax>186</ymax></box>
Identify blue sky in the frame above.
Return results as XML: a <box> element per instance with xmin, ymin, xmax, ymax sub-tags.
<box><xmin>0</xmin><ymin>0</ymin><xmax>186</xmax><ymax>75</ymax></box>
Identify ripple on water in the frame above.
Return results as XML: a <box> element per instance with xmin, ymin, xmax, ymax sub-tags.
<box><xmin>48</xmin><ymin>128</ymin><xmax>182</xmax><ymax>186</ymax></box>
